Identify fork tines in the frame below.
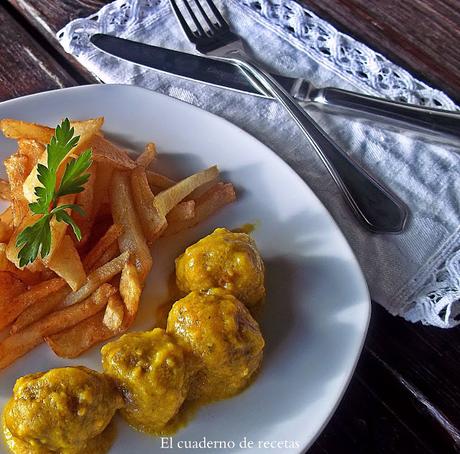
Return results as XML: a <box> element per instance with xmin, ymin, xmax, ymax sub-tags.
<box><xmin>170</xmin><ymin>0</ymin><xmax>229</xmax><ymax>41</ymax></box>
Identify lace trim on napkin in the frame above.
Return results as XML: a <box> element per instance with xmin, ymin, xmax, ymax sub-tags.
<box><xmin>234</xmin><ymin>0</ymin><xmax>458</xmax><ymax>110</ymax></box>
<box><xmin>58</xmin><ymin>0</ymin><xmax>457</xmax><ymax>111</ymax></box>
<box><xmin>395</xmin><ymin>227</ymin><xmax>460</xmax><ymax>328</ymax></box>
<box><xmin>57</xmin><ymin>0</ymin><xmax>460</xmax><ymax>327</ymax></box>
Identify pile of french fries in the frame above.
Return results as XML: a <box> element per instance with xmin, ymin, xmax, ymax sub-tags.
<box><xmin>0</xmin><ymin>117</ymin><xmax>236</xmax><ymax>369</ymax></box>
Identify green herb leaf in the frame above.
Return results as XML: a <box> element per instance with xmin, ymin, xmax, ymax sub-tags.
<box><xmin>16</xmin><ymin>118</ymin><xmax>93</xmax><ymax>266</ymax></box>
<box><xmin>47</xmin><ymin>118</ymin><xmax>79</xmax><ymax>172</ymax></box>
<box><xmin>54</xmin><ymin>209</ymin><xmax>82</xmax><ymax>241</ymax></box>
<box><xmin>57</xmin><ymin>149</ymin><xmax>92</xmax><ymax>197</ymax></box>
<box><xmin>16</xmin><ymin>215</ymin><xmax>51</xmax><ymax>267</ymax></box>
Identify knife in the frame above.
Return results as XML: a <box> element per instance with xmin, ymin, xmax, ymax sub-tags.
<box><xmin>90</xmin><ymin>34</ymin><xmax>460</xmax><ymax>138</ymax></box>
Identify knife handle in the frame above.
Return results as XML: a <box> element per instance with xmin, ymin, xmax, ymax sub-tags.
<box><xmin>311</xmin><ymin>87</ymin><xmax>460</xmax><ymax>139</ymax></box>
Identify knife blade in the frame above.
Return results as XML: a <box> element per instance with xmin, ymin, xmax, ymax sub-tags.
<box><xmin>90</xmin><ymin>34</ymin><xmax>460</xmax><ymax>138</ymax></box>
<box><xmin>90</xmin><ymin>34</ymin><xmax>305</xmax><ymax>100</ymax></box>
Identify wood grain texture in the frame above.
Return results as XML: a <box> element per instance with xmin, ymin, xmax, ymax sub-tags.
<box><xmin>0</xmin><ymin>4</ymin><xmax>76</xmax><ymax>101</ymax></box>
<box><xmin>4</xmin><ymin>0</ymin><xmax>101</xmax><ymax>84</ymax></box>
<box><xmin>299</xmin><ymin>0</ymin><xmax>460</xmax><ymax>102</ymax></box>
<box><xmin>8</xmin><ymin>0</ymin><xmax>107</xmax><ymax>34</ymax></box>
<box><xmin>6</xmin><ymin>0</ymin><xmax>460</xmax><ymax>102</ymax></box>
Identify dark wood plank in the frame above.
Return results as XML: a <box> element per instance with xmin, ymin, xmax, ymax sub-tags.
<box><xmin>0</xmin><ymin>4</ymin><xmax>76</xmax><ymax>101</ymax></box>
<box><xmin>4</xmin><ymin>0</ymin><xmax>100</xmax><ymax>84</ymax></box>
<box><xmin>299</xmin><ymin>0</ymin><xmax>460</xmax><ymax>103</ymax></box>
<box><xmin>310</xmin><ymin>361</ymin><xmax>436</xmax><ymax>454</ymax></box>
<box><xmin>364</xmin><ymin>307</ymin><xmax>460</xmax><ymax>451</ymax></box>
<box><xmin>8</xmin><ymin>0</ymin><xmax>107</xmax><ymax>34</ymax></box>
<box><xmin>7</xmin><ymin>0</ymin><xmax>460</xmax><ymax>102</ymax></box>
<box><xmin>312</xmin><ymin>303</ymin><xmax>460</xmax><ymax>453</ymax></box>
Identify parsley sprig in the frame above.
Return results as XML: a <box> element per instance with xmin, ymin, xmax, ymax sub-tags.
<box><xmin>16</xmin><ymin>118</ymin><xmax>92</xmax><ymax>267</ymax></box>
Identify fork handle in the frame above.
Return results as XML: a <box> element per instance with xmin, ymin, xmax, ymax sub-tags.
<box><xmin>233</xmin><ymin>56</ymin><xmax>408</xmax><ymax>233</ymax></box>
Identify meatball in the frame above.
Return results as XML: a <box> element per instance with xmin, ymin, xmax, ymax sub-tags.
<box><xmin>2</xmin><ymin>367</ymin><xmax>123</xmax><ymax>453</ymax></box>
<box><xmin>175</xmin><ymin>228</ymin><xmax>265</xmax><ymax>307</ymax></box>
<box><xmin>2</xmin><ymin>416</ymin><xmax>115</xmax><ymax>454</ymax></box>
<box><xmin>101</xmin><ymin>328</ymin><xmax>188</xmax><ymax>434</ymax></box>
<box><xmin>166</xmin><ymin>288</ymin><xmax>264</xmax><ymax>401</ymax></box>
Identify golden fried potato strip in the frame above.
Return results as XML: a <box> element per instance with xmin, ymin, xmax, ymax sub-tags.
<box><xmin>136</xmin><ymin>143</ymin><xmax>157</xmax><ymax>167</ymax></box>
<box><xmin>90</xmin><ymin>135</ymin><xmax>137</xmax><ymax>169</ymax></box>
<box><xmin>0</xmin><ymin>283</ymin><xmax>116</xmax><ymax>369</ymax></box>
<box><xmin>45</xmin><ymin>311</ymin><xmax>116</xmax><ymax>359</ymax></box>
<box><xmin>4</xmin><ymin>154</ymin><xmax>30</xmax><ymax>227</ymax></box>
<box><xmin>0</xmin><ymin>119</ymin><xmax>54</xmax><ymax>143</ymax></box>
<box><xmin>47</xmin><ymin>235</ymin><xmax>86</xmax><ymax>291</ymax></box>
<box><xmin>0</xmin><ymin>179</ymin><xmax>11</xmax><ymax>201</ymax></box>
<box><xmin>10</xmin><ymin>286</ymin><xmax>70</xmax><ymax>334</ymax></box>
<box><xmin>110</xmin><ymin>171</ymin><xmax>152</xmax><ymax>281</ymax></box>
<box><xmin>163</xmin><ymin>182</ymin><xmax>236</xmax><ymax>236</ymax></box>
<box><xmin>119</xmin><ymin>260</ymin><xmax>142</xmax><ymax>327</ymax></box>
<box><xmin>103</xmin><ymin>292</ymin><xmax>125</xmax><ymax>331</ymax></box>
<box><xmin>0</xmin><ymin>277</ymin><xmax>66</xmax><ymax>331</ymax></box>
<box><xmin>63</xmin><ymin>251</ymin><xmax>129</xmax><ymax>306</ymax></box>
<box><xmin>83</xmin><ymin>224</ymin><xmax>123</xmax><ymax>272</ymax></box>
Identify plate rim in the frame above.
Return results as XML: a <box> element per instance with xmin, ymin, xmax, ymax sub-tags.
<box><xmin>0</xmin><ymin>84</ymin><xmax>371</xmax><ymax>453</ymax></box>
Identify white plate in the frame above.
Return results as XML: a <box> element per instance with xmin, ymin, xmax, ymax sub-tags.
<box><xmin>0</xmin><ymin>85</ymin><xmax>370</xmax><ymax>453</ymax></box>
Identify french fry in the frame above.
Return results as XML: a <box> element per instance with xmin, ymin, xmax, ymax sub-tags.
<box><xmin>83</xmin><ymin>224</ymin><xmax>123</xmax><ymax>272</ymax></box>
<box><xmin>0</xmin><ymin>277</ymin><xmax>66</xmax><ymax>331</ymax></box>
<box><xmin>59</xmin><ymin>282</ymin><xmax>114</xmax><ymax>321</ymax></box>
<box><xmin>0</xmin><ymin>206</ymin><xmax>13</xmax><ymax>225</ymax></box>
<box><xmin>92</xmin><ymin>163</ymin><xmax>114</xmax><ymax>215</ymax></box>
<box><xmin>45</xmin><ymin>311</ymin><xmax>116</xmax><ymax>359</ymax></box>
<box><xmin>6</xmin><ymin>214</ymin><xmax>40</xmax><ymax>268</ymax></box>
<box><xmin>0</xmin><ymin>119</ymin><xmax>54</xmax><ymax>143</ymax></box>
<box><xmin>163</xmin><ymin>182</ymin><xmax>236</xmax><ymax>236</ymax></box>
<box><xmin>0</xmin><ymin>325</ymin><xmax>43</xmax><ymax>370</ymax></box>
<box><xmin>90</xmin><ymin>135</ymin><xmax>137</xmax><ymax>170</ymax></box>
<box><xmin>0</xmin><ymin>271</ymin><xmax>27</xmax><ymax>320</ymax></box>
<box><xmin>130</xmin><ymin>166</ymin><xmax>167</xmax><ymax>242</ymax></box>
<box><xmin>0</xmin><ymin>179</ymin><xmax>11</xmax><ymax>201</ymax></box>
<box><xmin>47</xmin><ymin>235</ymin><xmax>86</xmax><ymax>291</ymax></box>
<box><xmin>136</xmin><ymin>143</ymin><xmax>157</xmax><ymax>167</ymax></box>
<box><xmin>166</xmin><ymin>200</ymin><xmax>195</xmax><ymax>223</ymax></box>
<box><xmin>44</xmin><ymin>194</ymin><xmax>76</xmax><ymax>263</ymax></box>
<box><xmin>90</xmin><ymin>241</ymin><xmax>120</xmax><ymax>272</ymax></box>
<box><xmin>23</xmin><ymin>117</ymin><xmax>104</xmax><ymax>203</ymax></box>
<box><xmin>0</xmin><ymin>243</ymin><xmax>42</xmax><ymax>285</ymax></box>
<box><xmin>103</xmin><ymin>292</ymin><xmax>124</xmax><ymax>331</ymax></box>
<box><xmin>146</xmin><ymin>170</ymin><xmax>176</xmax><ymax>190</ymax></box>
<box><xmin>73</xmin><ymin>163</ymin><xmax>97</xmax><ymax>246</ymax></box>
<box><xmin>110</xmin><ymin>171</ymin><xmax>152</xmax><ymax>281</ymax></box>
<box><xmin>0</xmin><ymin>221</ymin><xmax>12</xmax><ymax>243</ymax></box>
<box><xmin>17</xmin><ymin>139</ymin><xmax>45</xmax><ymax>166</ymax></box>
<box><xmin>0</xmin><ymin>122</ymin><xmax>238</xmax><ymax>370</ymax></box>
<box><xmin>119</xmin><ymin>260</ymin><xmax>142</xmax><ymax>327</ymax></box>
<box><xmin>0</xmin><ymin>283</ymin><xmax>115</xmax><ymax>369</ymax></box>
<box><xmin>4</xmin><ymin>154</ymin><xmax>30</xmax><ymax>227</ymax></box>
<box><xmin>154</xmin><ymin>165</ymin><xmax>219</xmax><ymax>216</ymax></box>
<box><xmin>63</xmin><ymin>251</ymin><xmax>129</xmax><ymax>306</ymax></box>
<box><xmin>131</xmin><ymin>166</ymin><xmax>218</xmax><ymax>243</ymax></box>
<box><xmin>10</xmin><ymin>287</ymin><xmax>70</xmax><ymax>334</ymax></box>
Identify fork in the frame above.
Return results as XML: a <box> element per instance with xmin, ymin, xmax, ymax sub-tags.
<box><xmin>170</xmin><ymin>0</ymin><xmax>408</xmax><ymax>233</ymax></box>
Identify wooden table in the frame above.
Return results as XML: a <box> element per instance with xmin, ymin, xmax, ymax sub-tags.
<box><xmin>1</xmin><ymin>1</ymin><xmax>459</xmax><ymax>452</ymax></box>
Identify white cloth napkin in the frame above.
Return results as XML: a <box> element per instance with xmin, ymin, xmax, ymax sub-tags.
<box><xmin>58</xmin><ymin>0</ymin><xmax>460</xmax><ymax>327</ymax></box>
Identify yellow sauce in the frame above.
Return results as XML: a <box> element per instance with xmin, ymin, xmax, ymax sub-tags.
<box><xmin>175</xmin><ymin>228</ymin><xmax>265</xmax><ymax>308</ymax></box>
<box><xmin>3</xmin><ymin>225</ymin><xmax>267</xmax><ymax>451</ymax></box>
<box><xmin>155</xmin><ymin>272</ymin><xmax>183</xmax><ymax>329</ymax></box>
<box><xmin>2</xmin><ymin>367</ymin><xmax>121</xmax><ymax>454</ymax></box>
